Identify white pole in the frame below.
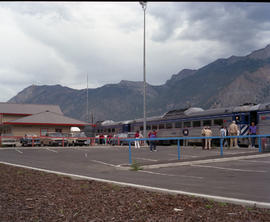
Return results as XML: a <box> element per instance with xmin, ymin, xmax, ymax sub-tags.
<box><xmin>140</xmin><ymin>1</ymin><xmax>147</xmax><ymax>138</ymax></box>
<box><xmin>87</xmin><ymin>74</ymin><xmax>89</xmax><ymax>122</ymax></box>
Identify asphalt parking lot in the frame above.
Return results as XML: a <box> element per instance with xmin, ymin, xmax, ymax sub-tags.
<box><xmin>0</xmin><ymin>145</ymin><xmax>269</xmax><ymax>207</ymax></box>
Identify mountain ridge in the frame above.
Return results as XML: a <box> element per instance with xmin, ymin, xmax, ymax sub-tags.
<box><xmin>8</xmin><ymin>44</ymin><xmax>270</xmax><ymax>122</ymax></box>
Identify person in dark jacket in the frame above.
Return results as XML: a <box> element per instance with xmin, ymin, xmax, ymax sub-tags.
<box><xmin>148</xmin><ymin>130</ymin><xmax>157</xmax><ymax>152</ymax></box>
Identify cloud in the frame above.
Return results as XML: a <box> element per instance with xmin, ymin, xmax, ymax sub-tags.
<box><xmin>149</xmin><ymin>3</ymin><xmax>270</xmax><ymax>53</ymax></box>
<box><xmin>0</xmin><ymin>2</ymin><xmax>270</xmax><ymax>101</ymax></box>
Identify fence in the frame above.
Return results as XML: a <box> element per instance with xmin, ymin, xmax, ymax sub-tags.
<box><xmin>0</xmin><ymin>135</ymin><xmax>131</xmax><ymax>147</ymax></box>
<box><xmin>126</xmin><ymin>134</ymin><xmax>270</xmax><ymax>164</ymax></box>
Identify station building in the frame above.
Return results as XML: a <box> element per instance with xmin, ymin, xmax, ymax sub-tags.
<box><xmin>0</xmin><ymin>103</ymin><xmax>87</xmax><ymax>137</ymax></box>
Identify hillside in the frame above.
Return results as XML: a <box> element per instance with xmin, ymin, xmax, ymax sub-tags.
<box><xmin>8</xmin><ymin>45</ymin><xmax>270</xmax><ymax>122</ymax></box>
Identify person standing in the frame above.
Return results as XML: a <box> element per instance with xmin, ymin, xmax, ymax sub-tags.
<box><xmin>139</xmin><ymin>131</ymin><xmax>144</xmax><ymax>146</ymax></box>
<box><xmin>149</xmin><ymin>130</ymin><xmax>157</xmax><ymax>152</ymax></box>
<box><xmin>134</xmin><ymin>131</ymin><xmax>140</xmax><ymax>149</ymax></box>
<box><xmin>204</xmin><ymin>126</ymin><xmax>212</xmax><ymax>150</ymax></box>
<box><xmin>201</xmin><ymin>127</ymin><xmax>206</xmax><ymax>150</ymax></box>
<box><xmin>249</xmin><ymin>122</ymin><xmax>257</xmax><ymax>148</ymax></box>
<box><xmin>107</xmin><ymin>134</ymin><xmax>112</xmax><ymax>145</ymax></box>
<box><xmin>220</xmin><ymin>126</ymin><xmax>228</xmax><ymax>147</ymax></box>
<box><xmin>229</xmin><ymin>120</ymin><xmax>239</xmax><ymax>148</ymax></box>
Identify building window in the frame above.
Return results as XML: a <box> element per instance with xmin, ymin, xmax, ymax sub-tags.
<box><xmin>55</xmin><ymin>128</ymin><xmax>62</xmax><ymax>133</ymax></box>
<box><xmin>152</xmin><ymin>125</ymin><xmax>157</xmax><ymax>130</ymax></box>
<box><xmin>41</xmin><ymin>128</ymin><xmax>48</xmax><ymax>136</ymax></box>
<box><xmin>166</xmin><ymin>123</ymin><xmax>172</xmax><ymax>129</ymax></box>
<box><xmin>203</xmin><ymin>120</ymin><xmax>212</xmax><ymax>126</ymax></box>
<box><xmin>214</xmin><ymin>119</ymin><xmax>223</xmax><ymax>126</ymax></box>
<box><xmin>159</xmin><ymin>124</ymin><xmax>165</xmax><ymax>129</ymax></box>
<box><xmin>183</xmin><ymin>121</ymin><xmax>191</xmax><ymax>128</ymax></box>
<box><xmin>193</xmin><ymin>121</ymin><xmax>201</xmax><ymax>127</ymax></box>
<box><xmin>175</xmin><ymin>121</ymin><xmax>182</xmax><ymax>128</ymax></box>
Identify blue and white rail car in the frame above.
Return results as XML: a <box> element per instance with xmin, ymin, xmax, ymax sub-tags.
<box><xmin>256</xmin><ymin>103</ymin><xmax>270</xmax><ymax>135</ymax></box>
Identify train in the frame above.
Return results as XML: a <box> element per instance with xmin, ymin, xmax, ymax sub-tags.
<box><xmin>90</xmin><ymin>103</ymin><xmax>270</xmax><ymax>146</ymax></box>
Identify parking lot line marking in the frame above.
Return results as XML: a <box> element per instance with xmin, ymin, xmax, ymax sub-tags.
<box><xmin>239</xmin><ymin>160</ymin><xmax>270</xmax><ymax>164</ymax></box>
<box><xmin>91</xmin><ymin>160</ymin><xmax>118</xmax><ymax>167</ymax></box>
<box><xmin>168</xmin><ymin>154</ymin><xmax>199</xmax><ymax>158</ymax></box>
<box><xmin>46</xmin><ymin>148</ymin><xmax>58</xmax><ymax>153</ymax></box>
<box><xmin>85</xmin><ymin>153</ymin><xmax>88</xmax><ymax>158</ymax></box>
<box><xmin>190</xmin><ymin>164</ymin><xmax>267</xmax><ymax>173</ymax></box>
<box><xmin>15</xmin><ymin>149</ymin><xmax>23</xmax><ymax>154</ymax></box>
<box><xmin>225</xmin><ymin>151</ymin><xmax>256</xmax><ymax>155</ymax></box>
<box><xmin>134</xmin><ymin>157</ymin><xmax>158</xmax><ymax>162</ymax></box>
<box><xmin>140</xmin><ymin>170</ymin><xmax>203</xmax><ymax>179</ymax></box>
<box><xmin>1</xmin><ymin>161</ymin><xmax>270</xmax><ymax>209</ymax></box>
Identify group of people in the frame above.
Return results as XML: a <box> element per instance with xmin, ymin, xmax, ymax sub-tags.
<box><xmin>201</xmin><ymin>121</ymin><xmax>257</xmax><ymax>149</ymax></box>
<box><xmin>134</xmin><ymin>129</ymin><xmax>157</xmax><ymax>152</ymax></box>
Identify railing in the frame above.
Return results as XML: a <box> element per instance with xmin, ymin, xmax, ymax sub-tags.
<box><xmin>125</xmin><ymin>134</ymin><xmax>270</xmax><ymax>164</ymax></box>
<box><xmin>0</xmin><ymin>135</ymin><xmax>131</xmax><ymax>147</ymax></box>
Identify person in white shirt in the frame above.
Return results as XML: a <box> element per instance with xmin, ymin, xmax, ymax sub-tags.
<box><xmin>220</xmin><ymin>126</ymin><xmax>228</xmax><ymax>147</ymax></box>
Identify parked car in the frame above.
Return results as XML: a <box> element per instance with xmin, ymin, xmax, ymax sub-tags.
<box><xmin>1</xmin><ymin>134</ymin><xmax>17</xmax><ymax>147</ymax></box>
<box><xmin>73</xmin><ymin>132</ymin><xmax>89</xmax><ymax>146</ymax></box>
<box><xmin>110</xmin><ymin>132</ymin><xmax>135</xmax><ymax>146</ymax></box>
<box><xmin>62</xmin><ymin>132</ymin><xmax>89</xmax><ymax>146</ymax></box>
<box><xmin>20</xmin><ymin>134</ymin><xmax>41</xmax><ymax>147</ymax></box>
<box><xmin>40</xmin><ymin>132</ymin><xmax>68</xmax><ymax>146</ymax></box>
<box><xmin>62</xmin><ymin>133</ymin><xmax>75</xmax><ymax>146</ymax></box>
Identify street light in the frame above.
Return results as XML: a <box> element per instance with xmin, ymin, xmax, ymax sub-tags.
<box><xmin>139</xmin><ymin>1</ymin><xmax>147</xmax><ymax>138</ymax></box>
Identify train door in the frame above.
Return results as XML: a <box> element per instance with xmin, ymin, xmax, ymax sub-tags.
<box><xmin>250</xmin><ymin>111</ymin><xmax>258</xmax><ymax>125</ymax></box>
<box><xmin>235</xmin><ymin>113</ymin><xmax>249</xmax><ymax>136</ymax></box>
<box><xmin>122</xmin><ymin>124</ymin><xmax>131</xmax><ymax>133</ymax></box>
<box><xmin>232</xmin><ymin>113</ymin><xmax>249</xmax><ymax>146</ymax></box>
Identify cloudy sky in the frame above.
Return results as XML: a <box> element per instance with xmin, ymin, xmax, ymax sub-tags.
<box><xmin>1</xmin><ymin>2</ymin><xmax>270</xmax><ymax>102</ymax></box>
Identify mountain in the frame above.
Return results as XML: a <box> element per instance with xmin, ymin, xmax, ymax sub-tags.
<box><xmin>8</xmin><ymin>44</ymin><xmax>270</xmax><ymax>122</ymax></box>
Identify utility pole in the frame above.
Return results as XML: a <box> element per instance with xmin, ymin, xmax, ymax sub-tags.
<box><xmin>140</xmin><ymin>1</ymin><xmax>147</xmax><ymax>138</ymax></box>
<box><xmin>86</xmin><ymin>74</ymin><xmax>89</xmax><ymax>123</ymax></box>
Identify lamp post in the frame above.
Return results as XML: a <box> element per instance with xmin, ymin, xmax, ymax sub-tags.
<box><xmin>140</xmin><ymin>1</ymin><xmax>147</xmax><ymax>138</ymax></box>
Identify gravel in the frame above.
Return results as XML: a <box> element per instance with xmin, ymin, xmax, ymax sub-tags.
<box><xmin>0</xmin><ymin>163</ymin><xmax>269</xmax><ymax>222</ymax></box>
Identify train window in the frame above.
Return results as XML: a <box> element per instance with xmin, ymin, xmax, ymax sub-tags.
<box><xmin>203</xmin><ymin>120</ymin><xmax>211</xmax><ymax>126</ymax></box>
<box><xmin>108</xmin><ymin>128</ymin><xmax>111</xmax><ymax>133</ymax></box>
<box><xmin>193</xmin><ymin>121</ymin><xmax>201</xmax><ymax>127</ymax></box>
<box><xmin>97</xmin><ymin>129</ymin><xmax>100</xmax><ymax>133</ymax></box>
<box><xmin>112</xmin><ymin>128</ymin><xmax>115</xmax><ymax>132</ymax></box>
<box><xmin>166</xmin><ymin>123</ymin><xmax>172</xmax><ymax>129</ymax></box>
<box><xmin>140</xmin><ymin>126</ymin><xmax>143</xmax><ymax>131</ymax></box>
<box><xmin>152</xmin><ymin>125</ymin><xmax>157</xmax><ymax>130</ymax></box>
<box><xmin>159</xmin><ymin>124</ymin><xmax>165</xmax><ymax>129</ymax></box>
<box><xmin>183</xmin><ymin>121</ymin><xmax>191</xmax><ymax>128</ymax></box>
<box><xmin>214</xmin><ymin>119</ymin><xmax>223</xmax><ymax>126</ymax></box>
<box><xmin>147</xmin><ymin>125</ymin><xmax>151</xmax><ymax>130</ymax></box>
<box><xmin>235</xmin><ymin>115</ymin><xmax>240</xmax><ymax>123</ymax></box>
<box><xmin>175</xmin><ymin>121</ymin><xmax>182</xmax><ymax>128</ymax></box>
<box><xmin>245</xmin><ymin>115</ymin><xmax>249</xmax><ymax>123</ymax></box>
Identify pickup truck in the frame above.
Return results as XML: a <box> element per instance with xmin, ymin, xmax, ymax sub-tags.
<box><xmin>40</xmin><ymin>132</ymin><xmax>68</xmax><ymax>147</ymax></box>
<box><xmin>62</xmin><ymin>132</ymin><xmax>89</xmax><ymax>146</ymax></box>
<box><xmin>1</xmin><ymin>134</ymin><xmax>17</xmax><ymax>147</ymax></box>
<box><xmin>20</xmin><ymin>134</ymin><xmax>41</xmax><ymax>147</ymax></box>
